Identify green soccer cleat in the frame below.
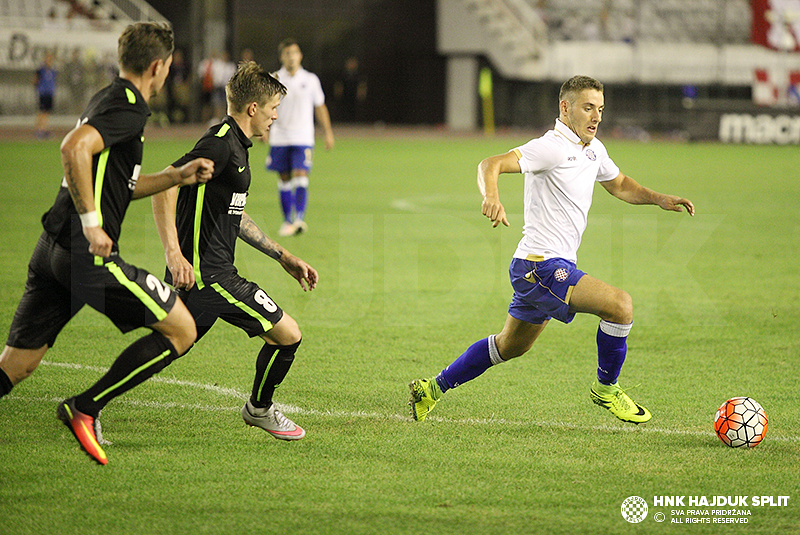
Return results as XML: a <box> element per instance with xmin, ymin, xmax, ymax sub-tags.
<box><xmin>590</xmin><ymin>380</ymin><xmax>652</xmax><ymax>424</ymax></box>
<box><xmin>408</xmin><ymin>378</ymin><xmax>441</xmax><ymax>421</ymax></box>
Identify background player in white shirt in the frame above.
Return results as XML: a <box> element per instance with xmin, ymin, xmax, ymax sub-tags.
<box><xmin>410</xmin><ymin>75</ymin><xmax>694</xmax><ymax>425</ymax></box>
<box><xmin>267</xmin><ymin>39</ymin><xmax>335</xmax><ymax>237</ymax></box>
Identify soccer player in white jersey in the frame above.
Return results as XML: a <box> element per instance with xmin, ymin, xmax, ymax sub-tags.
<box><xmin>410</xmin><ymin>75</ymin><xmax>694</xmax><ymax>424</ymax></box>
<box><xmin>266</xmin><ymin>39</ymin><xmax>334</xmax><ymax>237</ymax></box>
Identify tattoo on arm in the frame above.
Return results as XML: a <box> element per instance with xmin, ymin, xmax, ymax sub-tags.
<box><xmin>64</xmin><ymin>161</ymin><xmax>90</xmax><ymax>214</ymax></box>
<box><xmin>238</xmin><ymin>213</ymin><xmax>283</xmax><ymax>261</ymax></box>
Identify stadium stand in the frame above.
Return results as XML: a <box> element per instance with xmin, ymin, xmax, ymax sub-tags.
<box><xmin>439</xmin><ymin>0</ymin><xmax>800</xmax><ymax>135</ymax></box>
<box><xmin>441</xmin><ymin>0</ymin><xmax>770</xmax><ymax>83</ymax></box>
<box><xmin>0</xmin><ymin>0</ymin><xmax>163</xmax><ymax>118</ymax></box>
<box><xmin>0</xmin><ymin>0</ymin><xmax>162</xmax><ymax>29</ymax></box>
<box><xmin>537</xmin><ymin>0</ymin><xmax>751</xmax><ymax>44</ymax></box>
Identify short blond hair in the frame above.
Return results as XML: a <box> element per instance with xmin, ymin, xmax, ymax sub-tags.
<box><xmin>226</xmin><ymin>61</ymin><xmax>287</xmax><ymax>113</ymax></box>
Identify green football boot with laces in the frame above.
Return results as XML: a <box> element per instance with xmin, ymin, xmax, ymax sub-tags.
<box><xmin>590</xmin><ymin>379</ymin><xmax>651</xmax><ymax>424</ymax></box>
<box><xmin>408</xmin><ymin>378</ymin><xmax>442</xmax><ymax>421</ymax></box>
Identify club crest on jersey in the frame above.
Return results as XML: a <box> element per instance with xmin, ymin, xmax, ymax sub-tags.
<box><xmin>228</xmin><ymin>192</ymin><xmax>247</xmax><ymax>215</ymax></box>
<box><xmin>554</xmin><ymin>267</ymin><xmax>569</xmax><ymax>282</ymax></box>
<box><xmin>585</xmin><ymin>149</ymin><xmax>596</xmax><ymax>161</ymax></box>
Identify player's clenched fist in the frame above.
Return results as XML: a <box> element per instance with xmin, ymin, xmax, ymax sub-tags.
<box><xmin>176</xmin><ymin>157</ymin><xmax>215</xmax><ymax>186</ymax></box>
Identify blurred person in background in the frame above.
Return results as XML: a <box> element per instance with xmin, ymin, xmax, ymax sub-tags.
<box><xmin>62</xmin><ymin>48</ymin><xmax>88</xmax><ymax>114</ymax></box>
<box><xmin>266</xmin><ymin>39</ymin><xmax>334</xmax><ymax>237</ymax></box>
<box><xmin>240</xmin><ymin>48</ymin><xmax>255</xmax><ymax>63</ymax></box>
<box><xmin>34</xmin><ymin>52</ymin><xmax>58</xmax><ymax>139</ymax></box>
<box><xmin>198</xmin><ymin>52</ymin><xmax>217</xmax><ymax>123</ymax></box>
<box><xmin>333</xmin><ymin>56</ymin><xmax>367</xmax><ymax>123</ymax></box>
<box><xmin>167</xmin><ymin>48</ymin><xmax>191</xmax><ymax>124</ymax></box>
<box><xmin>211</xmin><ymin>51</ymin><xmax>236</xmax><ymax>123</ymax></box>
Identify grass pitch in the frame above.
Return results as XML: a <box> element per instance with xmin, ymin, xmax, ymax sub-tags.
<box><xmin>0</xmin><ymin>128</ymin><xmax>798</xmax><ymax>534</ymax></box>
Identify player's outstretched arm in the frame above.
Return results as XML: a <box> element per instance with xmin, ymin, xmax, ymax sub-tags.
<box><xmin>477</xmin><ymin>151</ymin><xmax>521</xmax><ymax>227</ymax></box>
<box><xmin>133</xmin><ymin>158</ymin><xmax>214</xmax><ymax>199</ymax></box>
<box><xmin>601</xmin><ymin>173</ymin><xmax>695</xmax><ymax>216</ymax></box>
<box><xmin>61</xmin><ymin>123</ymin><xmax>113</xmax><ymax>257</ymax></box>
<box><xmin>152</xmin><ymin>176</ymin><xmax>194</xmax><ymax>290</ymax></box>
<box><xmin>239</xmin><ymin>212</ymin><xmax>318</xmax><ymax>291</ymax></box>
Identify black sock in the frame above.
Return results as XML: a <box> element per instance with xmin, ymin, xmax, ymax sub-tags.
<box><xmin>74</xmin><ymin>332</ymin><xmax>179</xmax><ymax>417</ymax></box>
<box><xmin>250</xmin><ymin>340</ymin><xmax>301</xmax><ymax>408</ymax></box>
<box><xmin>0</xmin><ymin>368</ymin><xmax>13</xmax><ymax>398</ymax></box>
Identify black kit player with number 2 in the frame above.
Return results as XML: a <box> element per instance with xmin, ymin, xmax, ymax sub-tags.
<box><xmin>0</xmin><ymin>22</ymin><xmax>215</xmax><ymax>465</ymax></box>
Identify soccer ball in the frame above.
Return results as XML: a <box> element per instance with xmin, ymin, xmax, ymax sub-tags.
<box><xmin>714</xmin><ymin>397</ymin><xmax>768</xmax><ymax>448</ymax></box>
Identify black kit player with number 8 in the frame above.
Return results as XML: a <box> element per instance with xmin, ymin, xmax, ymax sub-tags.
<box><xmin>151</xmin><ymin>61</ymin><xmax>318</xmax><ymax>441</ymax></box>
<box><xmin>0</xmin><ymin>22</ymin><xmax>215</xmax><ymax>465</ymax></box>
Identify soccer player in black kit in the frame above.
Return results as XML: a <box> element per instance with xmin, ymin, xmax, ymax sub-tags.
<box><xmin>152</xmin><ymin>61</ymin><xmax>318</xmax><ymax>440</ymax></box>
<box><xmin>0</xmin><ymin>22</ymin><xmax>214</xmax><ymax>465</ymax></box>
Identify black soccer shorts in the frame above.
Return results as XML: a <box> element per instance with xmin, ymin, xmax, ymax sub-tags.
<box><xmin>179</xmin><ymin>271</ymin><xmax>284</xmax><ymax>340</ymax></box>
<box><xmin>6</xmin><ymin>232</ymin><xmax>177</xmax><ymax>349</ymax></box>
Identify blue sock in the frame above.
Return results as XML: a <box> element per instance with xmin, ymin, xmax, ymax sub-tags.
<box><xmin>596</xmin><ymin>321</ymin><xmax>632</xmax><ymax>385</ymax></box>
<box><xmin>435</xmin><ymin>335</ymin><xmax>503</xmax><ymax>393</ymax></box>
<box><xmin>293</xmin><ymin>175</ymin><xmax>309</xmax><ymax>221</ymax></box>
<box><xmin>278</xmin><ymin>180</ymin><xmax>294</xmax><ymax>222</ymax></box>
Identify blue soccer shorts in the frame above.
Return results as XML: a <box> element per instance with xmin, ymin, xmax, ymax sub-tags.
<box><xmin>266</xmin><ymin>145</ymin><xmax>313</xmax><ymax>174</ymax></box>
<box><xmin>508</xmin><ymin>256</ymin><xmax>586</xmax><ymax>325</ymax></box>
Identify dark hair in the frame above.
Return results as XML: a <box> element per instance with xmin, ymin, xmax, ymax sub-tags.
<box><xmin>559</xmin><ymin>75</ymin><xmax>604</xmax><ymax>104</ymax></box>
<box><xmin>278</xmin><ymin>38</ymin><xmax>300</xmax><ymax>55</ymax></box>
<box><xmin>118</xmin><ymin>22</ymin><xmax>174</xmax><ymax>75</ymax></box>
<box><xmin>226</xmin><ymin>61</ymin><xmax>287</xmax><ymax>113</ymax></box>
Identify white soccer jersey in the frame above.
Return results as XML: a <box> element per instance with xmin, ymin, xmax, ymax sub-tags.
<box><xmin>269</xmin><ymin>66</ymin><xmax>326</xmax><ymax>147</ymax></box>
<box><xmin>511</xmin><ymin>119</ymin><xmax>620</xmax><ymax>264</ymax></box>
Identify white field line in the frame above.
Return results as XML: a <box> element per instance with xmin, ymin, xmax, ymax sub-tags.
<box><xmin>20</xmin><ymin>360</ymin><xmax>799</xmax><ymax>444</ymax></box>
<box><xmin>41</xmin><ymin>360</ymin><xmax>247</xmax><ymax>398</ymax></box>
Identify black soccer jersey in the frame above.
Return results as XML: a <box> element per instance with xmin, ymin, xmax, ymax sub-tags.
<box><xmin>42</xmin><ymin>77</ymin><xmax>150</xmax><ymax>253</ymax></box>
<box><xmin>171</xmin><ymin>116</ymin><xmax>253</xmax><ymax>288</ymax></box>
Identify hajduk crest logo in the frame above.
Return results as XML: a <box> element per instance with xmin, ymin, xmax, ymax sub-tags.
<box><xmin>585</xmin><ymin>148</ymin><xmax>597</xmax><ymax>161</ymax></box>
<box><xmin>621</xmin><ymin>496</ymin><xmax>648</xmax><ymax>523</ymax></box>
<box><xmin>554</xmin><ymin>267</ymin><xmax>569</xmax><ymax>282</ymax></box>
